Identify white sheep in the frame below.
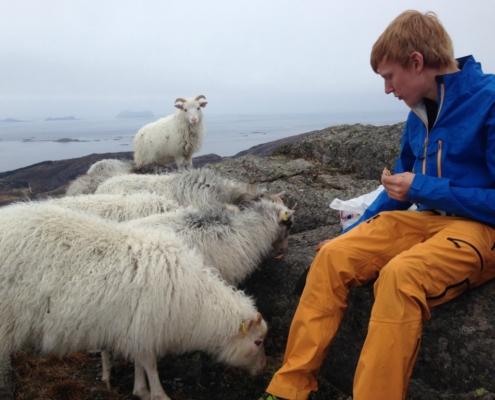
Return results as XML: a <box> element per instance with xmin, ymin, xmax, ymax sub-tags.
<box><xmin>101</xmin><ymin>195</ymin><xmax>293</xmax><ymax>392</ymax></box>
<box><xmin>0</xmin><ymin>202</ymin><xmax>267</xmax><ymax>400</ymax></box>
<box><xmin>44</xmin><ymin>192</ymin><xmax>182</xmax><ymax>222</ymax></box>
<box><xmin>95</xmin><ymin>167</ymin><xmax>261</xmax><ymax>208</ymax></box>
<box><xmin>125</xmin><ymin>198</ymin><xmax>295</xmax><ymax>286</ymax></box>
<box><xmin>66</xmin><ymin>158</ymin><xmax>134</xmax><ymax>196</ymax></box>
<box><xmin>133</xmin><ymin>95</ymin><xmax>207</xmax><ymax>171</ymax></box>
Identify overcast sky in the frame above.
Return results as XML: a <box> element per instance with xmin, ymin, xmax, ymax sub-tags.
<box><xmin>1</xmin><ymin>0</ymin><xmax>494</xmax><ymax>120</ymax></box>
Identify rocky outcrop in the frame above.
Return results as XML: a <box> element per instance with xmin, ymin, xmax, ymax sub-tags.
<box><xmin>1</xmin><ymin>122</ymin><xmax>494</xmax><ymax>399</ymax></box>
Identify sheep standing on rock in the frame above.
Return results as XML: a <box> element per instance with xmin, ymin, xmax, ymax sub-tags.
<box><xmin>0</xmin><ymin>202</ymin><xmax>267</xmax><ymax>400</ymax></box>
<box><xmin>95</xmin><ymin>168</ymin><xmax>261</xmax><ymax>208</ymax></box>
<box><xmin>66</xmin><ymin>158</ymin><xmax>134</xmax><ymax>196</ymax></box>
<box><xmin>134</xmin><ymin>95</ymin><xmax>207</xmax><ymax>171</ymax></box>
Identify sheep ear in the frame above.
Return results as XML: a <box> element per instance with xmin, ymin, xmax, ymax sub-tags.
<box><xmin>268</xmin><ymin>194</ymin><xmax>284</xmax><ymax>204</ymax></box>
<box><xmin>276</xmin><ymin>191</ymin><xmax>286</xmax><ymax>198</ymax></box>
<box><xmin>241</xmin><ymin>313</ymin><xmax>264</xmax><ymax>334</ymax></box>
<box><xmin>233</xmin><ymin>193</ymin><xmax>260</xmax><ymax>210</ymax></box>
<box><xmin>241</xmin><ymin>319</ymin><xmax>254</xmax><ymax>334</ymax></box>
<box><xmin>199</xmin><ymin>101</ymin><xmax>208</xmax><ymax>108</ymax></box>
<box><xmin>174</xmin><ymin>98</ymin><xmax>187</xmax><ymax>110</ymax></box>
<box><xmin>280</xmin><ymin>209</ymin><xmax>295</xmax><ymax>222</ymax></box>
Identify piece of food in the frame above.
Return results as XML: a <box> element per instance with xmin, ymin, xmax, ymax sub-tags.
<box><xmin>383</xmin><ymin>167</ymin><xmax>392</xmax><ymax>176</ymax></box>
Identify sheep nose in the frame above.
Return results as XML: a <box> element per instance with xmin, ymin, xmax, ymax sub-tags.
<box><xmin>191</xmin><ymin>117</ymin><xmax>198</xmax><ymax>124</ymax></box>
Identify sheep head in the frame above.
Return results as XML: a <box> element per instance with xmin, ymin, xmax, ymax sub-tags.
<box><xmin>272</xmin><ymin>207</ymin><xmax>295</xmax><ymax>257</ymax></box>
<box><xmin>218</xmin><ymin>312</ymin><xmax>267</xmax><ymax>376</ymax></box>
<box><xmin>174</xmin><ymin>96</ymin><xmax>207</xmax><ymax>125</ymax></box>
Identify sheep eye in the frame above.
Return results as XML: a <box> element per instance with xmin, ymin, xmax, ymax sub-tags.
<box><xmin>197</xmin><ymin>107</ymin><xmax>200</xmax><ymax>110</ymax></box>
<box><xmin>184</xmin><ymin>108</ymin><xmax>188</xmax><ymax>112</ymax></box>
<box><xmin>255</xmin><ymin>340</ymin><xmax>262</xmax><ymax>346</ymax></box>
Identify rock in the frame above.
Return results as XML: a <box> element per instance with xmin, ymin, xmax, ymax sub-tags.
<box><xmin>0</xmin><ymin>357</ymin><xmax>13</xmax><ymax>400</ymax></box>
<box><xmin>1</xmin><ymin>122</ymin><xmax>495</xmax><ymax>399</ymax></box>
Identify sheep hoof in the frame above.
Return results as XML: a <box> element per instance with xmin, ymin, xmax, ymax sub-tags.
<box><xmin>133</xmin><ymin>387</ymin><xmax>151</xmax><ymax>400</ymax></box>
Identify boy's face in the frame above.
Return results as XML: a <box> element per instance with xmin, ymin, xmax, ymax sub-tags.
<box><xmin>377</xmin><ymin>58</ymin><xmax>425</xmax><ymax>108</ymax></box>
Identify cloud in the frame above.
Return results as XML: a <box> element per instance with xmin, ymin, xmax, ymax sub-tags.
<box><xmin>0</xmin><ymin>0</ymin><xmax>494</xmax><ymax>119</ymax></box>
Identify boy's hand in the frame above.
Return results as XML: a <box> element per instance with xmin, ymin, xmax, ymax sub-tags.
<box><xmin>381</xmin><ymin>172</ymin><xmax>415</xmax><ymax>201</ymax></box>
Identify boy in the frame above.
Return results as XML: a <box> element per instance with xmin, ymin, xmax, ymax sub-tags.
<box><xmin>259</xmin><ymin>10</ymin><xmax>495</xmax><ymax>400</ymax></box>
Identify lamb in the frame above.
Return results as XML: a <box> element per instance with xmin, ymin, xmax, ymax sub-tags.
<box><xmin>95</xmin><ymin>167</ymin><xmax>262</xmax><ymax>208</ymax></box>
<box><xmin>66</xmin><ymin>158</ymin><xmax>134</xmax><ymax>196</ymax></box>
<box><xmin>44</xmin><ymin>192</ymin><xmax>182</xmax><ymax>222</ymax></box>
<box><xmin>0</xmin><ymin>202</ymin><xmax>267</xmax><ymax>400</ymax></box>
<box><xmin>133</xmin><ymin>95</ymin><xmax>207</xmax><ymax>171</ymax></box>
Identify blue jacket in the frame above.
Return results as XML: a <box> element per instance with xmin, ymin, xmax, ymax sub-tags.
<box><xmin>344</xmin><ymin>55</ymin><xmax>495</xmax><ymax>232</ymax></box>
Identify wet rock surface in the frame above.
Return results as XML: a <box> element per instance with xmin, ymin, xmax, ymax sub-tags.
<box><xmin>1</xmin><ymin>122</ymin><xmax>495</xmax><ymax>399</ymax></box>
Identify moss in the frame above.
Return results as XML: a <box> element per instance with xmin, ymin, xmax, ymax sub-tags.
<box><xmin>474</xmin><ymin>387</ymin><xmax>487</xmax><ymax>397</ymax></box>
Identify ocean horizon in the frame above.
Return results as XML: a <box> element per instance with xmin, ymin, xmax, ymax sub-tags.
<box><xmin>0</xmin><ymin>111</ymin><xmax>407</xmax><ymax>173</ymax></box>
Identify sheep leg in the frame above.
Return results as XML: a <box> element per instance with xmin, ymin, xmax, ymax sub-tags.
<box><xmin>101</xmin><ymin>348</ymin><xmax>113</xmax><ymax>390</ymax></box>
<box><xmin>174</xmin><ymin>155</ymin><xmax>184</xmax><ymax>172</ymax></box>
<box><xmin>133</xmin><ymin>361</ymin><xmax>150</xmax><ymax>400</ymax></box>
<box><xmin>185</xmin><ymin>154</ymin><xmax>193</xmax><ymax>170</ymax></box>
<box><xmin>133</xmin><ymin>356</ymin><xmax>170</xmax><ymax>400</ymax></box>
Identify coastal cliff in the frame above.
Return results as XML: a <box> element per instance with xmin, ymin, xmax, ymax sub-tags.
<box><xmin>1</xmin><ymin>122</ymin><xmax>494</xmax><ymax>400</ymax></box>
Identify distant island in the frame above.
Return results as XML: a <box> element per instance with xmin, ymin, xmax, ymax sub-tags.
<box><xmin>53</xmin><ymin>138</ymin><xmax>87</xmax><ymax>143</ymax></box>
<box><xmin>116</xmin><ymin>110</ymin><xmax>155</xmax><ymax>119</ymax></box>
<box><xmin>45</xmin><ymin>116</ymin><xmax>77</xmax><ymax>121</ymax></box>
<box><xmin>1</xmin><ymin>118</ymin><xmax>25</xmax><ymax>123</ymax></box>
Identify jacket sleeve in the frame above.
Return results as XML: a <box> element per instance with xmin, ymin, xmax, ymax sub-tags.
<box><xmin>342</xmin><ymin>122</ymin><xmax>415</xmax><ymax>234</ymax></box>
<box><xmin>407</xmin><ymin>176</ymin><xmax>495</xmax><ymax>226</ymax></box>
<box><xmin>407</xmin><ymin>112</ymin><xmax>495</xmax><ymax>227</ymax></box>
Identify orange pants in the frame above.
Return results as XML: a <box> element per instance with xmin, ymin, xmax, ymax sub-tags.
<box><xmin>266</xmin><ymin>211</ymin><xmax>495</xmax><ymax>400</ymax></box>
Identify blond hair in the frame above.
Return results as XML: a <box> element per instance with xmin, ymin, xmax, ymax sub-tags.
<box><xmin>371</xmin><ymin>10</ymin><xmax>457</xmax><ymax>73</ymax></box>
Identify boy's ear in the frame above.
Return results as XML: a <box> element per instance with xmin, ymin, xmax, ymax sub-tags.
<box><xmin>410</xmin><ymin>51</ymin><xmax>424</xmax><ymax>73</ymax></box>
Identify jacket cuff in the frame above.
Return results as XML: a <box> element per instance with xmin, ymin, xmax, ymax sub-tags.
<box><xmin>408</xmin><ymin>173</ymin><xmax>427</xmax><ymax>200</ymax></box>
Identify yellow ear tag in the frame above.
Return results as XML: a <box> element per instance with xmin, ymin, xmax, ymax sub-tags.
<box><xmin>282</xmin><ymin>212</ymin><xmax>288</xmax><ymax>222</ymax></box>
<box><xmin>241</xmin><ymin>322</ymin><xmax>248</xmax><ymax>334</ymax></box>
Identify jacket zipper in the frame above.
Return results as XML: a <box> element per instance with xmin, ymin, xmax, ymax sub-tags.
<box><xmin>415</xmin><ymin>83</ymin><xmax>445</xmax><ymax>175</ymax></box>
<box><xmin>437</xmin><ymin>140</ymin><xmax>442</xmax><ymax>177</ymax></box>
<box><xmin>422</xmin><ymin>137</ymin><xmax>428</xmax><ymax>174</ymax></box>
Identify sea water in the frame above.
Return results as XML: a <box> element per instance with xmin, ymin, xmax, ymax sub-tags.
<box><xmin>0</xmin><ymin>111</ymin><xmax>407</xmax><ymax>173</ymax></box>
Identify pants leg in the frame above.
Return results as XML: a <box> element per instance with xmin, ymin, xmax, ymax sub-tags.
<box><xmin>353</xmin><ymin>216</ymin><xmax>495</xmax><ymax>400</ymax></box>
<box><xmin>267</xmin><ymin>211</ymin><xmax>430</xmax><ymax>400</ymax></box>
